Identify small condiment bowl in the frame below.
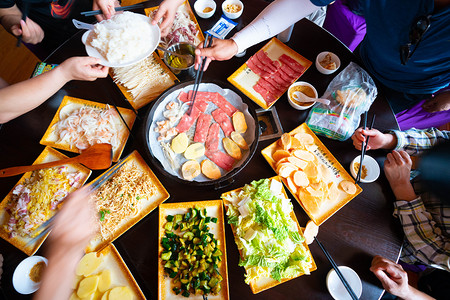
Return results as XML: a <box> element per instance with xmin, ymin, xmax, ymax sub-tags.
<box><xmin>287</xmin><ymin>81</ymin><xmax>318</xmax><ymax>110</ymax></box>
<box><xmin>350</xmin><ymin>154</ymin><xmax>380</xmax><ymax>183</ymax></box>
<box><xmin>222</xmin><ymin>0</ymin><xmax>244</xmax><ymax>19</ymax></box>
<box><xmin>326</xmin><ymin>266</ymin><xmax>363</xmax><ymax>300</ymax></box>
<box><xmin>194</xmin><ymin>0</ymin><xmax>216</xmax><ymax>19</ymax></box>
<box><xmin>163</xmin><ymin>42</ymin><xmax>196</xmax><ymax>80</ymax></box>
<box><xmin>13</xmin><ymin>256</ymin><xmax>48</xmax><ymax>294</ymax></box>
<box><xmin>316</xmin><ymin>51</ymin><xmax>341</xmax><ymax>75</ymax></box>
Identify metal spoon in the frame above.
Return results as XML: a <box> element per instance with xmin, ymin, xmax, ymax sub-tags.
<box><xmin>157</xmin><ymin>46</ymin><xmax>194</xmax><ymax>66</ymax></box>
<box><xmin>292</xmin><ymin>91</ymin><xmax>331</xmax><ymax>105</ymax></box>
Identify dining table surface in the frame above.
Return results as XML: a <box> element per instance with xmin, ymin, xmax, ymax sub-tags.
<box><xmin>0</xmin><ymin>0</ymin><xmax>405</xmax><ymax>299</ymax></box>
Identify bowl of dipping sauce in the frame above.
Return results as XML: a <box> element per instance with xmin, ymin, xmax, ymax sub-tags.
<box><xmin>326</xmin><ymin>266</ymin><xmax>362</xmax><ymax>300</ymax></box>
<box><xmin>350</xmin><ymin>154</ymin><xmax>380</xmax><ymax>183</ymax></box>
<box><xmin>163</xmin><ymin>42</ymin><xmax>196</xmax><ymax>80</ymax></box>
<box><xmin>287</xmin><ymin>81</ymin><xmax>318</xmax><ymax>110</ymax></box>
<box><xmin>222</xmin><ymin>0</ymin><xmax>243</xmax><ymax>19</ymax></box>
<box><xmin>13</xmin><ymin>256</ymin><xmax>48</xmax><ymax>294</ymax></box>
<box><xmin>194</xmin><ymin>0</ymin><xmax>216</xmax><ymax>19</ymax></box>
<box><xmin>316</xmin><ymin>51</ymin><xmax>341</xmax><ymax>75</ymax></box>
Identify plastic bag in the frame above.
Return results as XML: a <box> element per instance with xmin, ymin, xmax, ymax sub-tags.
<box><xmin>306</xmin><ymin>62</ymin><xmax>377</xmax><ymax>141</ymax></box>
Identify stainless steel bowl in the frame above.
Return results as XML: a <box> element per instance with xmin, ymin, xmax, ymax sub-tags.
<box><xmin>163</xmin><ymin>42</ymin><xmax>196</xmax><ymax>80</ymax></box>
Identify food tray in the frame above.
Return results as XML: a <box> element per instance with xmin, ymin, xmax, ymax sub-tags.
<box><xmin>221</xmin><ymin>176</ymin><xmax>316</xmax><ymax>294</ymax></box>
<box><xmin>71</xmin><ymin>244</ymin><xmax>145</xmax><ymax>299</ymax></box>
<box><xmin>228</xmin><ymin>37</ymin><xmax>312</xmax><ymax>110</ymax></box>
<box><xmin>158</xmin><ymin>200</ymin><xmax>229</xmax><ymax>300</ymax></box>
<box><xmin>261</xmin><ymin>123</ymin><xmax>362</xmax><ymax>225</ymax></box>
<box><xmin>111</xmin><ymin>52</ymin><xmax>179</xmax><ymax>110</ymax></box>
<box><xmin>40</xmin><ymin>96</ymin><xmax>136</xmax><ymax>162</ymax></box>
<box><xmin>0</xmin><ymin>147</ymin><xmax>91</xmax><ymax>256</ymax></box>
<box><xmin>86</xmin><ymin>150</ymin><xmax>169</xmax><ymax>252</ymax></box>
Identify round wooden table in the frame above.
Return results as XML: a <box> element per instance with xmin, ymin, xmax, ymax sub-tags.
<box><xmin>0</xmin><ymin>1</ymin><xmax>403</xmax><ymax>299</ymax></box>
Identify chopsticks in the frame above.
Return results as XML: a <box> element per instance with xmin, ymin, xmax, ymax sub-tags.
<box><xmin>187</xmin><ymin>34</ymin><xmax>213</xmax><ymax>116</ymax></box>
<box><xmin>355</xmin><ymin>114</ymin><xmax>376</xmax><ymax>183</ymax></box>
<box><xmin>80</xmin><ymin>3</ymin><xmax>144</xmax><ymax>17</ymax></box>
<box><xmin>16</xmin><ymin>1</ymin><xmax>29</xmax><ymax>47</ymax></box>
<box><xmin>315</xmin><ymin>237</ymin><xmax>359</xmax><ymax>300</ymax></box>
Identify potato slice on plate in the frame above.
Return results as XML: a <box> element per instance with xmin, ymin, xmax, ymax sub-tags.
<box><xmin>171</xmin><ymin>132</ymin><xmax>189</xmax><ymax>154</ymax></box>
<box><xmin>276</xmin><ymin>163</ymin><xmax>297</xmax><ymax>178</ymax></box>
<box><xmin>184</xmin><ymin>143</ymin><xmax>205</xmax><ymax>160</ymax></box>
<box><xmin>70</xmin><ymin>293</ymin><xmax>80</xmax><ymax>300</ymax></box>
<box><xmin>299</xmin><ymin>190</ymin><xmax>321</xmax><ymax>215</ymax></box>
<box><xmin>287</xmin><ymin>156</ymin><xmax>308</xmax><ymax>170</ymax></box>
<box><xmin>272</xmin><ymin>149</ymin><xmax>291</xmax><ymax>162</ymax></box>
<box><xmin>278</xmin><ymin>133</ymin><xmax>292</xmax><ymax>150</ymax></box>
<box><xmin>290</xmin><ymin>135</ymin><xmax>302</xmax><ymax>149</ymax></box>
<box><xmin>108</xmin><ymin>286</ymin><xmax>133</xmax><ymax>300</ymax></box>
<box><xmin>286</xmin><ymin>176</ymin><xmax>298</xmax><ymax>194</ymax></box>
<box><xmin>292</xmin><ymin>170</ymin><xmax>309</xmax><ymax>187</ymax></box>
<box><xmin>77</xmin><ymin>275</ymin><xmax>99</xmax><ymax>298</ymax></box>
<box><xmin>98</xmin><ymin>269</ymin><xmax>112</xmax><ymax>293</ymax></box>
<box><xmin>339</xmin><ymin>180</ymin><xmax>357</xmax><ymax>195</ymax></box>
<box><xmin>294</xmin><ymin>133</ymin><xmax>314</xmax><ymax>145</ymax></box>
<box><xmin>292</xmin><ymin>149</ymin><xmax>315</xmax><ymax>162</ymax></box>
<box><xmin>182</xmin><ymin>160</ymin><xmax>201</xmax><ymax>181</ymax></box>
<box><xmin>201</xmin><ymin>159</ymin><xmax>221</xmax><ymax>180</ymax></box>
<box><xmin>303</xmin><ymin>220</ymin><xmax>319</xmax><ymax>245</ymax></box>
<box><xmin>76</xmin><ymin>252</ymin><xmax>102</xmax><ymax>276</ymax></box>
<box><xmin>101</xmin><ymin>291</ymin><xmax>110</xmax><ymax>300</ymax></box>
<box><xmin>232</xmin><ymin>111</ymin><xmax>247</xmax><ymax>133</ymax></box>
<box><xmin>223</xmin><ymin>137</ymin><xmax>242</xmax><ymax>160</ymax></box>
<box><xmin>230</xmin><ymin>131</ymin><xmax>249</xmax><ymax>149</ymax></box>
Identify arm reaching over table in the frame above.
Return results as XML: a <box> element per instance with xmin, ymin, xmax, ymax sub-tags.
<box><xmin>370</xmin><ymin>256</ymin><xmax>435</xmax><ymax>300</ymax></box>
<box><xmin>92</xmin><ymin>0</ymin><xmax>121</xmax><ymax>21</ymax></box>
<box><xmin>34</xmin><ymin>188</ymin><xmax>98</xmax><ymax>300</ymax></box>
<box><xmin>0</xmin><ymin>56</ymin><xmax>108</xmax><ymax>124</ymax></box>
<box><xmin>194</xmin><ymin>0</ymin><xmax>323</xmax><ymax>70</ymax></box>
<box><xmin>151</xmin><ymin>0</ymin><xmax>185</xmax><ymax>37</ymax></box>
<box><xmin>0</xmin><ymin>5</ymin><xmax>44</xmax><ymax>44</ymax></box>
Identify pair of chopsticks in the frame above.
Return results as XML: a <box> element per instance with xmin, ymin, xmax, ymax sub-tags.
<box><xmin>25</xmin><ymin>153</ymin><xmax>131</xmax><ymax>247</ymax></box>
<box><xmin>187</xmin><ymin>34</ymin><xmax>214</xmax><ymax>115</ymax></box>
<box><xmin>80</xmin><ymin>3</ymin><xmax>144</xmax><ymax>17</ymax></box>
<box><xmin>16</xmin><ymin>1</ymin><xmax>29</xmax><ymax>47</ymax></box>
<box><xmin>355</xmin><ymin>113</ymin><xmax>376</xmax><ymax>184</ymax></box>
<box><xmin>315</xmin><ymin>237</ymin><xmax>359</xmax><ymax>300</ymax></box>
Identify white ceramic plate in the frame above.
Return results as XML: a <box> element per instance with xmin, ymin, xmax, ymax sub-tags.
<box><xmin>326</xmin><ymin>266</ymin><xmax>362</xmax><ymax>300</ymax></box>
<box><xmin>81</xmin><ymin>14</ymin><xmax>161</xmax><ymax>68</ymax></box>
<box><xmin>13</xmin><ymin>256</ymin><xmax>48</xmax><ymax>294</ymax></box>
<box><xmin>350</xmin><ymin>154</ymin><xmax>380</xmax><ymax>183</ymax></box>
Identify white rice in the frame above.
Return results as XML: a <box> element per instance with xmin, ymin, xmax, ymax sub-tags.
<box><xmin>90</xmin><ymin>12</ymin><xmax>154</xmax><ymax>64</ymax></box>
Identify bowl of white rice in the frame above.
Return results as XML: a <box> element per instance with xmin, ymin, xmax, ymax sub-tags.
<box><xmin>82</xmin><ymin>12</ymin><xmax>160</xmax><ymax>67</ymax></box>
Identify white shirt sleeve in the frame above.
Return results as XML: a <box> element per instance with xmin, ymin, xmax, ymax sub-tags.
<box><xmin>231</xmin><ymin>0</ymin><xmax>323</xmax><ymax>53</ymax></box>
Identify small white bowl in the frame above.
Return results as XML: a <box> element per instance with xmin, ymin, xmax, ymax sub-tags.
<box><xmin>222</xmin><ymin>0</ymin><xmax>243</xmax><ymax>19</ymax></box>
<box><xmin>13</xmin><ymin>256</ymin><xmax>48</xmax><ymax>294</ymax></box>
<box><xmin>350</xmin><ymin>154</ymin><xmax>380</xmax><ymax>183</ymax></box>
<box><xmin>194</xmin><ymin>0</ymin><xmax>216</xmax><ymax>19</ymax></box>
<box><xmin>326</xmin><ymin>266</ymin><xmax>363</xmax><ymax>300</ymax></box>
<box><xmin>316</xmin><ymin>51</ymin><xmax>341</xmax><ymax>75</ymax></box>
<box><xmin>287</xmin><ymin>81</ymin><xmax>318</xmax><ymax>110</ymax></box>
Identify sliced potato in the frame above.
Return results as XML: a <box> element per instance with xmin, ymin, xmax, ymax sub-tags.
<box><xmin>223</xmin><ymin>137</ymin><xmax>242</xmax><ymax>160</ymax></box>
<box><xmin>287</xmin><ymin>156</ymin><xmax>308</xmax><ymax>170</ymax></box>
<box><xmin>294</xmin><ymin>133</ymin><xmax>314</xmax><ymax>145</ymax></box>
<box><xmin>290</xmin><ymin>136</ymin><xmax>302</xmax><ymax>149</ymax></box>
<box><xmin>77</xmin><ymin>275</ymin><xmax>100</xmax><ymax>298</ymax></box>
<box><xmin>70</xmin><ymin>293</ymin><xmax>81</xmax><ymax>300</ymax></box>
<box><xmin>98</xmin><ymin>270</ymin><xmax>112</xmax><ymax>293</ymax></box>
<box><xmin>292</xmin><ymin>170</ymin><xmax>309</xmax><ymax>187</ymax></box>
<box><xmin>277</xmin><ymin>164</ymin><xmax>297</xmax><ymax>178</ymax></box>
<box><xmin>76</xmin><ymin>252</ymin><xmax>102</xmax><ymax>277</ymax></box>
<box><xmin>100</xmin><ymin>291</ymin><xmax>110</xmax><ymax>300</ymax></box>
<box><xmin>272</xmin><ymin>149</ymin><xmax>291</xmax><ymax>162</ymax></box>
<box><xmin>81</xmin><ymin>292</ymin><xmax>100</xmax><ymax>300</ymax></box>
<box><xmin>299</xmin><ymin>190</ymin><xmax>321</xmax><ymax>215</ymax></box>
<box><xmin>232</xmin><ymin>111</ymin><xmax>247</xmax><ymax>133</ymax></box>
<box><xmin>303</xmin><ymin>220</ymin><xmax>319</xmax><ymax>245</ymax></box>
<box><xmin>339</xmin><ymin>180</ymin><xmax>357</xmax><ymax>195</ymax></box>
<box><xmin>184</xmin><ymin>143</ymin><xmax>205</xmax><ymax>160</ymax></box>
<box><xmin>72</xmin><ymin>275</ymin><xmax>82</xmax><ymax>290</ymax></box>
<box><xmin>230</xmin><ymin>131</ymin><xmax>249</xmax><ymax>149</ymax></box>
<box><xmin>278</xmin><ymin>133</ymin><xmax>292</xmax><ymax>150</ymax></box>
<box><xmin>275</xmin><ymin>157</ymin><xmax>290</xmax><ymax>168</ymax></box>
<box><xmin>108</xmin><ymin>286</ymin><xmax>133</xmax><ymax>300</ymax></box>
<box><xmin>306</xmin><ymin>186</ymin><xmax>324</xmax><ymax>198</ymax></box>
<box><xmin>303</xmin><ymin>162</ymin><xmax>319</xmax><ymax>180</ymax></box>
<box><xmin>201</xmin><ymin>159</ymin><xmax>221</xmax><ymax>180</ymax></box>
<box><xmin>171</xmin><ymin>132</ymin><xmax>189</xmax><ymax>154</ymax></box>
<box><xmin>292</xmin><ymin>149</ymin><xmax>315</xmax><ymax>162</ymax></box>
<box><xmin>286</xmin><ymin>176</ymin><xmax>298</xmax><ymax>194</ymax></box>
<box><xmin>181</xmin><ymin>160</ymin><xmax>201</xmax><ymax>181</ymax></box>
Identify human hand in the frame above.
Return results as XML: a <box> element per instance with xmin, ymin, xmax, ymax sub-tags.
<box><xmin>194</xmin><ymin>38</ymin><xmax>238</xmax><ymax>71</ymax></box>
<box><xmin>422</xmin><ymin>91</ymin><xmax>450</xmax><ymax>113</ymax></box>
<box><xmin>384</xmin><ymin>150</ymin><xmax>417</xmax><ymax>201</ymax></box>
<box><xmin>351</xmin><ymin>128</ymin><xmax>396</xmax><ymax>151</ymax></box>
<box><xmin>370</xmin><ymin>256</ymin><xmax>412</xmax><ymax>299</ymax></box>
<box><xmin>92</xmin><ymin>0</ymin><xmax>120</xmax><ymax>21</ymax></box>
<box><xmin>151</xmin><ymin>0</ymin><xmax>184</xmax><ymax>36</ymax></box>
<box><xmin>10</xmin><ymin>18</ymin><xmax>44</xmax><ymax>44</ymax></box>
<box><xmin>59</xmin><ymin>57</ymin><xmax>109</xmax><ymax>82</ymax></box>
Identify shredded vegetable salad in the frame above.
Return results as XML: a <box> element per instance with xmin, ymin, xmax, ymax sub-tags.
<box><xmin>221</xmin><ymin>178</ymin><xmax>313</xmax><ymax>284</ymax></box>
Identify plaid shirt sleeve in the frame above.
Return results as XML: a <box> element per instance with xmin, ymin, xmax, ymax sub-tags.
<box><xmin>393</xmin><ymin>197</ymin><xmax>450</xmax><ymax>271</ymax></box>
<box><xmin>389</xmin><ymin>128</ymin><xmax>450</xmax><ymax>156</ymax></box>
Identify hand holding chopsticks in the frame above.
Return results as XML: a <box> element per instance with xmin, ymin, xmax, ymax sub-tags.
<box><xmin>81</xmin><ymin>3</ymin><xmax>144</xmax><ymax>17</ymax></box>
<box><xmin>355</xmin><ymin>114</ymin><xmax>376</xmax><ymax>184</ymax></box>
<box><xmin>315</xmin><ymin>237</ymin><xmax>359</xmax><ymax>300</ymax></box>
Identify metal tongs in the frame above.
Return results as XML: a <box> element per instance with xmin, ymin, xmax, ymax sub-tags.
<box><xmin>187</xmin><ymin>34</ymin><xmax>214</xmax><ymax>116</ymax></box>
